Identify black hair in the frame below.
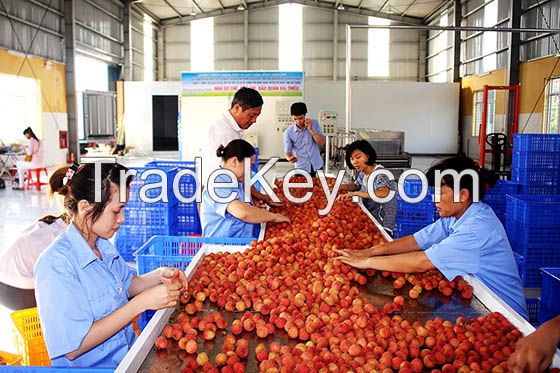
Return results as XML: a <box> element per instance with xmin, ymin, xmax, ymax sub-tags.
<box><xmin>23</xmin><ymin>127</ymin><xmax>39</xmax><ymax>141</ymax></box>
<box><xmin>290</xmin><ymin>102</ymin><xmax>308</xmax><ymax>116</ymax></box>
<box><xmin>216</xmin><ymin>139</ymin><xmax>256</xmax><ymax>162</ymax></box>
<box><xmin>426</xmin><ymin>156</ymin><xmax>498</xmax><ymax>200</ymax></box>
<box><xmin>52</xmin><ymin>162</ymin><xmax>132</xmax><ymax>225</ymax></box>
<box><xmin>231</xmin><ymin>87</ymin><xmax>264</xmax><ymax>110</ymax></box>
<box><xmin>38</xmin><ymin>167</ymin><xmax>72</xmax><ymax>225</ymax></box>
<box><xmin>345</xmin><ymin>140</ymin><xmax>377</xmax><ymax>170</ymax></box>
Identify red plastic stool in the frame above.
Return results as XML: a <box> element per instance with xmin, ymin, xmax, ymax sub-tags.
<box><xmin>26</xmin><ymin>168</ymin><xmax>48</xmax><ymax>191</ymax></box>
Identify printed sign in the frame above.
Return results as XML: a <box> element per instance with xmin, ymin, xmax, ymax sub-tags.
<box><xmin>181</xmin><ymin>71</ymin><xmax>303</xmax><ymax>96</ymax></box>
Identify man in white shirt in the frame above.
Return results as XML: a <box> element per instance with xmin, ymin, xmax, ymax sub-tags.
<box><xmin>201</xmin><ymin>88</ymin><xmax>277</xmax><ymax>206</ymax></box>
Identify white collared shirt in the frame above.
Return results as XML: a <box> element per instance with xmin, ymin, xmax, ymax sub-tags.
<box><xmin>201</xmin><ymin>110</ymin><xmax>245</xmax><ymax>186</ymax></box>
<box><xmin>0</xmin><ymin>219</ymin><xmax>66</xmax><ymax>289</ymax></box>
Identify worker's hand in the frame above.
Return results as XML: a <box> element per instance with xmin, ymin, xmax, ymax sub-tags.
<box><xmin>507</xmin><ymin>319</ymin><xmax>559</xmax><ymax>373</ymax></box>
<box><xmin>159</xmin><ymin>268</ymin><xmax>189</xmax><ymax>293</ymax></box>
<box><xmin>273</xmin><ymin>213</ymin><xmax>290</xmax><ymax>223</ymax></box>
<box><xmin>305</xmin><ymin>118</ymin><xmax>313</xmax><ymax>131</ymax></box>
<box><xmin>287</xmin><ymin>154</ymin><xmax>298</xmax><ymax>163</ymax></box>
<box><xmin>262</xmin><ymin>194</ymin><xmax>283</xmax><ymax>207</ymax></box>
<box><xmin>253</xmin><ymin>198</ymin><xmax>266</xmax><ymax>208</ymax></box>
<box><xmin>335</xmin><ymin>256</ymin><xmax>372</xmax><ymax>270</ymax></box>
<box><xmin>139</xmin><ymin>282</ymin><xmax>182</xmax><ymax>311</ymax></box>
<box><xmin>337</xmin><ymin>192</ymin><xmax>355</xmax><ymax>201</ymax></box>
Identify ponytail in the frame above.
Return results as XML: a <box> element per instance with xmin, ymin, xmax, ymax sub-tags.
<box><xmin>216</xmin><ymin>139</ymin><xmax>256</xmax><ymax>162</ymax></box>
<box><xmin>39</xmin><ymin>166</ymin><xmax>73</xmax><ymax>226</ymax></box>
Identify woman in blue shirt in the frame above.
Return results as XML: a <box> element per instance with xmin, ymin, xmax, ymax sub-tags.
<box><xmin>201</xmin><ymin>139</ymin><xmax>289</xmax><ymax>238</ymax></box>
<box><xmin>336</xmin><ymin>156</ymin><xmax>528</xmax><ymax>319</ymax></box>
<box><xmin>339</xmin><ymin>140</ymin><xmax>397</xmax><ymax>233</ymax></box>
<box><xmin>34</xmin><ymin>162</ymin><xmax>188</xmax><ymax>368</ymax></box>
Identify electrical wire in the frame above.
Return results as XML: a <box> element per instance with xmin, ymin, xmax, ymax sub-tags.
<box><xmin>0</xmin><ymin>0</ymin><xmax>62</xmax><ymax>132</ymax></box>
<box><xmin>519</xmin><ymin>0</ymin><xmax>560</xmax><ymax>133</ymax></box>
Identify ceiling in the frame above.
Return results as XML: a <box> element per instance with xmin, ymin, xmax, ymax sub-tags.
<box><xmin>134</xmin><ymin>0</ymin><xmax>449</xmax><ymax>25</ymax></box>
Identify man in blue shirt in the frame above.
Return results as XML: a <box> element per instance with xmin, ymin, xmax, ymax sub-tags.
<box><xmin>335</xmin><ymin>156</ymin><xmax>528</xmax><ymax>319</ymax></box>
<box><xmin>283</xmin><ymin>102</ymin><xmax>326</xmax><ymax>177</ymax></box>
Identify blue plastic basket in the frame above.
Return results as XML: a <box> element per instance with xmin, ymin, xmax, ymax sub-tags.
<box><xmin>114</xmin><ymin>223</ymin><xmax>178</xmax><ymax>261</ymax></box>
<box><xmin>518</xmin><ymin>184</ymin><xmax>560</xmax><ymax>194</ymax></box>
<box><xmin>399</xmin><ymin>179</ymin><xmax>435</xmax><ymax>198</ymax></box>
<box><xmin>511</xmin><ymin>167</ymin><xmax>560</xmax><ymax>187</ymax></box>
<box><xmin>539</xmin><ymin>268</ymin><xmax>560</xmax><ymax>323</ymax></box>
<box><xmin>506</xmin><ymin>194</ymin><xmax>560</xmax><ymax>226</ymax></box>
<box><xmin>176</xmin><ymin>214</ymin><xmax>201</xmax><ymax>236</ymax></box>
<box><xmin>127</xmin><ymin>167</ymin><xmax>179</xmax><ymax>201</ymax></box>
<box><xmin>124</xmin><ymin>205</ymin><xmax>177</xmax><ymax>226</ymax></box>
<box><xmin>513</xmin><ymin>151</ymin><xmax>560</xmax><ymax>169</ymax></box>
<box><xmin>517</xmin><ymin>262</ymin><xmax>547</xmax><ymax>287</ymax></box>
<box><xmin>397</xmin><ymin>198</ymin><xmax>438</xmax><ymax>221</ymax></box>
<box><xmin>513</xmin><ymin>134</ymin><xmax>560</xmax><ymax>153</ymax></box>
<box><xmin>506</xmin><ymin>219</ymin><xmax>560</xmax><ymax>249</ymax></box>
<box><xmin>394</xmin><ymin>221</ymin><xmax>432</xmax><ymax>238</ymax></box>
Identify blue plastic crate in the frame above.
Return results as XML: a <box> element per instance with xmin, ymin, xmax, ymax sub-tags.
<box><xmin>145</xmin><ymin>160</ymin><xmax>198</xmax><ymax>199</ymax></box>
<box><xmin>128</xmin><ymin>167</ymin><xmax>179</xmax><ymax>201</ymax></box>
<box><xmin>114</xmin><ymin>223</ymin><xmax>178</xmax><ymax>261</ymax></box>
<box><xmin>513</xmin><ymin>134</ymin><xmax>560</xmax><ymax>153</ymax></box>
<box><xmin>511</xmin><ymin>167</ymin><xmax>560</xmax><ymax>187</ymax></box>
<box><xmin>506</xmin><ymin>194</ymin><xmax>560</xmax><ymax>226</ymax></box>
<box><xmin>506</xmin><ymin>219</ymin><xmax>560</xmax><ymax>249</ymax></box>
<box><xmin>397</xmin><ymin>198</ymin><xmax>438</xmax><ymax>222</ymax></box>
<box><xmin>518</xmin><ymin>263</ymin><xmax>547</xmax><ymax>287</ymax></box>
<box><xmin>394</xmin><ymin>221</ymin><xmax>432</xmax><ymax>238</ymax></box>
<box><xmin>526</xmin><ymin>297</ymin><xmax>540</xmax><ymax>325</ymax></box>
<box><xmin>399</xmin><ymin>179</ymin><xmax>435</xmax><ymax>198</ymax></box>
<box><xmin>539</xmin><ymin>268</ymin><xmax>560</xmax><ymax>323</ymax></box>
<box><xmin>124</xmin><ymin>205</ymin><xmax>177</xmax><ymax>226</ymax></box>
<box><xmin>252</xmin><ymin>147</ymin><xmax>259</xmax><ymax>173</ymax></box>
<box><xmin>513</xmin><ymin>151</ymin><xmax>560</xmax><ymax>169</ymax></box>
<box><xmin>176</xmin><ymin>214</ymin><xmax>201</xmax><ymax>236</ymax></box>
<box><xmin>518</xmin><ymin>184</ymin><xmax>560</xmax><ymax>194</ymax></box>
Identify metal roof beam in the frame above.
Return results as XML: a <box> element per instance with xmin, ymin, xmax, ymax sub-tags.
<box><xmin>400</xmin><ymin>0</ymin><xmax>418</xmax><ymax>17</ymax></box>
<box><xmin>162</xmin><ymin>0</ymin><xmax>424</xmax><ymax>26</ymax></box>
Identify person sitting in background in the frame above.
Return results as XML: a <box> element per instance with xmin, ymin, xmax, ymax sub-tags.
<box><xmin>335</xmin><ymin>156</ymin><xmax>528</xmax><ymax>319</ymax></box>
<box><xmin>35</xmin><ymin>162</ymin><xmax>188</xmax><ymax>368</ymax></box>
<box><xmin>338</xmin><ymin>140</ymin><xmax>397</xmax><ymax>234</ymax></box>
<box><xmin>201</xmin><ymin>139</ymin><xmax>290</xmax><ymax>238</ymax></box>
<box><xmin>507</xmin><ymin>315</ymin><xmax>560</xmax><ymax>373</ymax></box>
<box><xmin>14</xmin><ymin>127</ymin><xmax>44</xmax><ymax>190</ymax></box>
<box><xmin>0</xmin><ymin>167</ymin><xmax>70</xmax><ymax>310</ymax></box>
<box><xmin>283</xmin><ymin>102</ymin><xmax>326</xmax><ymax>177</ymax></box>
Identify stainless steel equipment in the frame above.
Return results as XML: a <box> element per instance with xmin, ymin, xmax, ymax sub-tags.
<box><xmin>354</xmin><ymin>129</ymin><xmax>411</xmax><ymax>169</ymax></box>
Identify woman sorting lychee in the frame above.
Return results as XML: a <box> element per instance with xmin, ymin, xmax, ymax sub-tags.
<box><xmin>335</xmin><ymin>156</ymin><xmax>528</xmax><ymax>319</ymax></box>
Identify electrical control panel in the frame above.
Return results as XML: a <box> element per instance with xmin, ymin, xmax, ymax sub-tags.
<box><xmin>319</xmin><ymin>110</ymin><xmax>338</xmax><ymax>135</ymax></box>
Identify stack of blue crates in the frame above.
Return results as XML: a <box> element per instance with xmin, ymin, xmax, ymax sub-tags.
<box><xmin>483</xmin><ymin>180</ymin><xmax>519</xmax><ymax>224</ymax></box>
<box><xmin>511</xmin><ymin>134</ymin><xmax>560</xmax><ymax>194</ymax></box>
<box><xmin>145</xmin><ymin>161</ymin><xmax>201</xmax><ymax>236</ymax></box>
<box><xmin>394</xmin><ymin>179</ymin><xmax>438</xmax><ymax>238</ymax></box>
<box><xmin>114</xmin><ymin>166</ymin><xmax>179</xmax><ymax>261</ymax></box>
<box><xmin>506</xmin><ymin>194</ymin><xmax>560</xmax><ymax>287</ymax></box>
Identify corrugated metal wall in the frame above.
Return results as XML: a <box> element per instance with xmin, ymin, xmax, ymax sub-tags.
<box><xmin>427</xmin><ymin>9</ymin><xmax>454</xmax><ymax>82</ymax></box>
<box><xmin>74</xmin><ymin>0</ymin><xmax>123</xmax><ymax>64</ymax></box>
<box><xmin>427</xmin><ymin>0</ymin><xmax>560</xmax><ymax>81</ymax></box>
<box><xmin>0</xmin><ymin>0</ymin><xmax>64</xmax><ymax>61</ymax></box>
<box><xmin>160</xmin><ymin>6</ymin><xmax>421</xmax><ymax>81</ymax></box>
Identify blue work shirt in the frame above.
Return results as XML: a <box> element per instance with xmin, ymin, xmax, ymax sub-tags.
<box><xmin>414</xmin><ymin>202</ymin><xmax>528</xmax><ymax>319</ymax></box>
<box><xmin>201</xmin><ymin>172</ymin><xmax>257</xmax><ymax>238</ymax></box>
<box><xmin>283</xmin><ymin>119</ymin><xmax>325</xmax><ymax>173</ymax></box>
<box><xmin>34</xmin><ymin>223</ymin><xmax>136</xmax><ymax>368</ymax></box>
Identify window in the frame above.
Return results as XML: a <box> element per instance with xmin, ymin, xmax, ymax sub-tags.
<box><xmin>482</xmin><ymin>0</ymin><xmax>498</xmax><ymax>72</ymax></box>
<box><xmin>191</xmin><ymin>18</ymin><xmax>214</xmax><ymax>72</ymax></box>
<box><xmin>472</xmin><ymin>90</ymin><xmax>496</xmax><ymax>137</ymax></box>
<box><xmin>544</xmin><ymin>77</ymin><xmax>560</xmax><ymax>134</ymax></box>
<box><xmin>75</xmin><ymin>55</ymin><xmax>109</xmax><ymax>140</ymax></box>
<box><xmin>279</xmin><ymin>4</ymin><xmax>302</xmax><ymax>71</ymax></box>
<box><xmin>143</xmin><ymin>15</ymin><xmax>154</xmax><ymax>82</ymax></box>
<box><xmin>368</xmin><ymin>17</ymin><xmax>390</xmax><ymax>77</ymax></box>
